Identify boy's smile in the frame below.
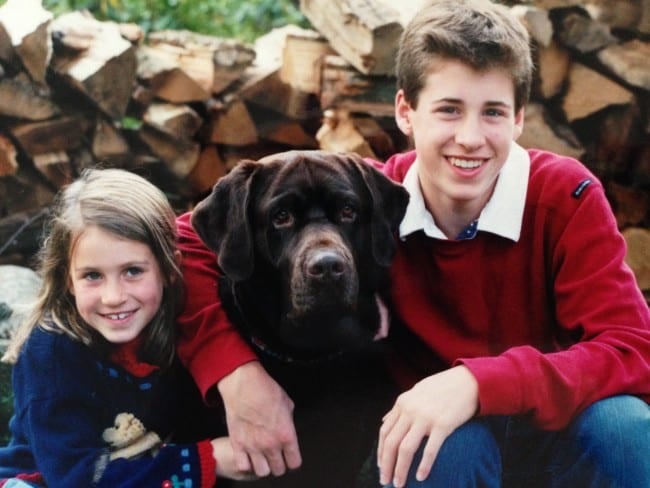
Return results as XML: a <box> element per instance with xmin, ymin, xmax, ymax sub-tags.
<box><xmin>396</xmin><ymin>59</ymin><xmax>524</xmax><ymax>238</ymax></box>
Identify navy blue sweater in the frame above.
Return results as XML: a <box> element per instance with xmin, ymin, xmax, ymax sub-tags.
<box><xmin>0</xmin><ymin>327</ymin><xmax>216</xmax><ymax>487</ymax></box>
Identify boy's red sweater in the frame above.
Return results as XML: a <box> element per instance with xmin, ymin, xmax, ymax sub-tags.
<box><xmin>176</xmin><ymin>149</ymin><xmax>650</xmax><ymax>430</ymax></box>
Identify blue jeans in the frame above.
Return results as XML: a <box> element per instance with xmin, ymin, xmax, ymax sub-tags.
<box><xmin>386</xmin><ymin>395</ymin><xmax>650</xmax><ymax>488</ymax></box>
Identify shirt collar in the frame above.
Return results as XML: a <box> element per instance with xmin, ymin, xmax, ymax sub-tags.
<box><xmin>399</xmin><ymin>142</ymin><xmax>530</xmax><ymax>242</ymax></box>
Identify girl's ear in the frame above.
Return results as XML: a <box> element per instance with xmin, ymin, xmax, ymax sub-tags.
<box><xmin>395</xmin><ymin>89</ymin><xmax>413</xmax><ymax>136</ymax></box>
<box><xmin>67</xmin><ymin>274</ymin><xmax>75</xmax><ymax>296</ymax></box>
<box><xmin>513</xmin><ymin>107</ymin><xmax>525</xmax><ymax>141</ymax></box>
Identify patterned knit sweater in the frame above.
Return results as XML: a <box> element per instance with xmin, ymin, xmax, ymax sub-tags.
<box><xmin>0</xmin><ymin>327</ymin><xmax>217</xmax><ymax>487</ymax></box>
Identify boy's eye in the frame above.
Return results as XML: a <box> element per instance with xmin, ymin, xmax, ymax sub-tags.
<box><xmin>272</xmin><ymin>209</ymin><xmax>294</xmax><ymax>228</ymax></box>
<box><xmin>484</xmin><ymin>107</ymin><xmax>505</xmax><ymax>117</ymax></box>
<box><xmin>439</xmin><ymin>106</ymin><xmax>458</xmax><ymax>114</ymax></box>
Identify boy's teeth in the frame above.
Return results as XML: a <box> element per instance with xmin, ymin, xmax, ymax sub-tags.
<box><xmin>450</xmin><ymin>157</ymin><xmax>482</xmax><ymax>169</ymax></box>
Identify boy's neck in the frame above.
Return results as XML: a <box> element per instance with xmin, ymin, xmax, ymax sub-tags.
<box><xmin>424</xmin><ymin>189</ymin><xmax>490</xmax><ymax>240</ymax></box>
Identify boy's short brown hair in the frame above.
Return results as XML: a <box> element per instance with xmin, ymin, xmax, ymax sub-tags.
<box><xmin>397</xmin><ymin>0</ymin><xmax>533</xmax><ymax>111</ymax></box>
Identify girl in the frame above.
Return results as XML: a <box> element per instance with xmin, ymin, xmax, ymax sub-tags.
<box><xmin>0</xmin><ymin>168</ymin><xmax>249</xmax><ymax>487</ymax></box>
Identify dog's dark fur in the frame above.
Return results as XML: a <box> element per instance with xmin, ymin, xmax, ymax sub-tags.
<box><xmin>191</xmin><ymin>150</ymin><xmax>409</xmax><ymax>487</ymax></box>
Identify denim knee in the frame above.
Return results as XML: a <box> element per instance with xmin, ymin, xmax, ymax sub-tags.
<box><xmin>389</xmin><ymin>418</ymin><xmax>501</xmax><ymax>488</ymax></box>
<box><xmin>565</xmin><ymin>395</ymin><xmax>650</xmax><ymax>487</ymax></box>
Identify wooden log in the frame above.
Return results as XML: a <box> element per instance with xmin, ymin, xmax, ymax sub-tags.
<box><xmin>8</xmin><ymin>115</ymin><xmax>90</xmax><ymax>157</ymax></box>
<box><xmin>136</xmin><ymin>45</ymin><xmax>211</xmax><ymax>103</ymax></box>
<box><xmin>320</xmin><ymin>55</ymin><xmax>395</xmax><ymax>118</ymax></box>
<box><xmin>32</xmin><ymin>151</ymin><xmax>74</xmax><ymax>189</ymax></box>
<box><xmin>147</xmin><ymin>30</ymin><xmax>255</xmax><ymax>96</ymax></box>
<box><xmin>92</xmin><ymin>117</ymin><xmax>131</xmax><ymax>163</ymax></box>
<box><xmin>518</xmin><ymin>103</ymin><xmax>584</xmax><ymax>159</ymax></box>
<box><xmin>316</xmin><ymin>108</ymin><xmax>377</xmax><ymax>158</ymax></box>
<box><xmin>0</xmin><ymin>208</ymin><xmax>50</xmax><ymax>262</ymax></box>
<box><xmin>553</xmin><ymin>9</ymin><xmax>618</xmax><ymax>54</ymax></box>
<box><xmin>185</xmin><ymin>145</ymin><xmax>227</xmax><ymax>196</ymax></box>
<box><xmin>622</xmin><ymin>227</ymin><xmax>650</xmax><ymax>294</ymax></box>
<box><xmin>249</xmin><ymin>103</ymin><xmax>318</xmax><ymax>148</ymax></box>
<box><xmin>0</xmin><ymin>134</ymin><xmax>18</xmax><ymax>177</ymax></box>
<box><xmin>0</xmin><ymin>169</ymin><xmax>55</xmax><ymax>216</ymax></box>
<box><xmin>562</xmin><ymin>63</ymin><xmax>634</xmax><ymax>122</ymax></box>
<box><xmin>238</xmin><ymin>25</ymin><xmax>321</xmax><ymax>120</ymax></box>
<box><xmin>0</xmin><ymin>0</ymin><xmax>53</xmax><ymax>84</ymax></box>
<box><xmin>299</xmin><ymin>0</ymin><xmax>403</xmax><ymax>75</ymax></box>
<box><xmin>137</xmin><ymin>124</ymin><xmax>200</xmax><ymax>179</ymax></box>
<box><xmin>0</xmin><ymin>74</ymin><xmax>60</xmax><ymax>121</ymax></box>
<box><xmin>535</xmin><ymin>40</ymin><xmax>572</xmax><ymax>99</ymax></box>
<box><xmin>583</xmin><ymin>0</ymin><xmax>643</xmax><ymax>31</ymax></box>
<box><xmin>597</xmin><ymin>40</ymin><xmax>650</xmax><ymax>91</ymax></box>
<box><xmin>608</xmin><ymin>181</ymin><xmax>649</xmax><ymax>229</ymax></box>
<box><xmin>51</xmin><ymin>11</ymin><xmax>137</xmax><ymax>119</ymax></box>
<box><xmin>143</xmin><ymin>103</ymin><xmax>203</xmax><ymax>141</ymax></box>
<box><xmin>204</xmin><ymin>96</ymin><xmax>258</xmax><ymax>146</ymax></box>
<box><xmin>511</xmin><ymin>5</ymin><xmax>553</xmax><ymax>47</ymax></box>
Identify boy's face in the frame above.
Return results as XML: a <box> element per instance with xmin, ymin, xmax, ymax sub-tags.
<box><xmin>396</xmin><ymin>59</ymin><xmax>524</xmax><ymax>215</ymax></box>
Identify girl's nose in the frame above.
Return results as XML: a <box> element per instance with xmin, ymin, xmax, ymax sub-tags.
<box><xmin>102</xmin><ymin>279</ymin><xmax>126</xmax><ymax>305</ymax></box>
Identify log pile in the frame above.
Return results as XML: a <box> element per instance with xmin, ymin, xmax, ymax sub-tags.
<box><xmin>0</xmin><ymin>0</ymin><xmax>648</xmax><ymax>299</ymax></box>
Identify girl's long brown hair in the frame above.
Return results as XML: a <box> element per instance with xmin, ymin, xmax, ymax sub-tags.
<box><xmin>2</xmin><ymin>168</ymin><xmax>183</xmax><ymax>368</ymax></box>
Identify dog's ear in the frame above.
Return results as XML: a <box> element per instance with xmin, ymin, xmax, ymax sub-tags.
<box><xmin>191</xmin><ymin>160</ymin><xmax>260</xmax><ymax>282</ymax></box>
<box><xmin>349</xmin><ymin>155</ymin><xmax>410</xmax><ymax>266</ymax></box>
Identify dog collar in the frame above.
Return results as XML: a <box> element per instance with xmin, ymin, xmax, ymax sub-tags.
<box><xmin>249</xmin><ymin>335</ymin><xmax>343</xmax><ymax>366</ymax></box>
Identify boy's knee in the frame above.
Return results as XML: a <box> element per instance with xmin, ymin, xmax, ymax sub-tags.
<box><xmin>402</xmin><ymin>420</ymin><xmax>500</xmax><ymax>487</ymax></box>
<box><xmin>570</xmin><ymin>395</ymin><xmax>650</xmax><ymax>486</ymax></box>
<box><xmin>574</xmin><ymin>395</ymin><xmax>649</xmax><ymax>445</ymax></box>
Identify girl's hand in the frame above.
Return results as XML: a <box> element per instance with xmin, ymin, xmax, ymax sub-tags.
<box><xmin>212</xmin><ymin>437</ymin><xmax>259</xmax><ymax>480</ymax></box>
<box><xmin>377</xmin><ymin>365</ymin><xmax>479</xmax><ymax>487</ymax></box>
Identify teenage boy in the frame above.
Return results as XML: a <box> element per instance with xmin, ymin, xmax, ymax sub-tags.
<box><xmin>175</xmin><ymin>0</ymin><xmax>650</xmax><ymax>486</ymax></box>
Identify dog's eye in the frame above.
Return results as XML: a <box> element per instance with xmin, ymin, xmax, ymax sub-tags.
<box><xmin>340</xmin><ymin>204</ymin><xmax>357</xmax><ymax>222</ymax></box>
<box><xmin>273</xmin><ymin>209</ymin><xmax>294</xmax><ymax>228</ymax></box>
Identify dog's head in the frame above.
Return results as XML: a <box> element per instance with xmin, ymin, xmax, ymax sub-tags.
<box><xmin>191</xmin><ymin>150</ymin><xmax>409</xmax><ymax>353</ymax></box>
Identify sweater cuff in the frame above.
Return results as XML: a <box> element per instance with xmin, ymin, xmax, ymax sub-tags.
<box><xmin>454</xmin><ymin>356</ymin><xmax>524</xmax><ymax>416</ymax></box>
<box><xmin>197</xmin><ymin>439</ymin><xmax>217</xmax><ymax>487</ymax></box>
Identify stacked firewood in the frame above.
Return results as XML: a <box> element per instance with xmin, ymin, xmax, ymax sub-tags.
<box><xmin>0</xmin><ymin>0</ymin><xmax>648</xmax><ymax>298</ymax></box>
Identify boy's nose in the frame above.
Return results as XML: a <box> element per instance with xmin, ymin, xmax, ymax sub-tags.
<box><xmin>455</xmin><ymin>116</ymin><xmax>485</xmax><ymax>149</ymax></box>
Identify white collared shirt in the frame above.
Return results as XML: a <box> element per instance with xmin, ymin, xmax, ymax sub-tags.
<box><xmin>399</xmin><ymin>143</ymin><xmax>531</xmax><ymax>242</ymax></box>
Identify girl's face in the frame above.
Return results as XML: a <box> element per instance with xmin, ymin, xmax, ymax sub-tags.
<box><xmin>68</xmin><ymin>225</ymin><xmax>165</xmax><ymax>344</ymax></box>
<box><xmin>395</xmin><ymin>59</ymin><xmax>524</xmax><ymax>217</ymax></box>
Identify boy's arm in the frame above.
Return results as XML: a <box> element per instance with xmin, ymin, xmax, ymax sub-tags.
<box><xmin>459</xmin><ymin>179</ymin><xmax>650</xmax><ymax>429</ymax></box>
<box><xmin>175</xmin><ymin>212</ymin><xmax>301</xmax><ymax>476</ymax></box>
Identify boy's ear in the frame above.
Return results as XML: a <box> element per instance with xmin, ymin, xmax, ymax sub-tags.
<box><xmin>513</xmin><ymin>107</ymin><xmax>525</xmax><ymax>140</ymax></box>
<box><xmin>395</xmin><ymin>89</ymin><xmax>413</xmax><ymax>136</ymax></box>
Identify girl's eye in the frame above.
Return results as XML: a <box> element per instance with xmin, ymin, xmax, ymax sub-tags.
<box><xmin>125</xmin><ymin>267</ymin><xmax>143</xmax><ymax>277</ymax></box>
<box><xmin>340</xmin><ymin>204</ymin><xmax>357</xmax><ymax>222</ymax></box>
<box><xmin>272</xmin><ymin>209</ymin><xmax>294</xmax><ymax>228</ymax></box>
<box><xmin>83</xmin><ymin>271</ymin><xmax>101</xmax><ymax>281</ymax></box>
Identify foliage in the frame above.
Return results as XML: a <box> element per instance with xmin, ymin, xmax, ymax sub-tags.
<box><xmin>41</xmin><ymin>0</ymin><xmax>309</xmax><ymax>42</ymax></box>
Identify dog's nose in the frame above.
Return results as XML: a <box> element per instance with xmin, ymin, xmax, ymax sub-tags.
<box><xmin>306</xmin><ymin>250</ymin><xmax>346</xmax><ymax>281</ymax></box>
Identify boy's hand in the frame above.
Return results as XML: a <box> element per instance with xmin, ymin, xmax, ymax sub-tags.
<box><xmin>217</xmin><ymin>361</ymin><xmax>302</xmax><ymax>477</ymax></box>
<box><xmin>377</xmin><ymin>365</ymin><xmax>479</xmax><ymax>487</ymax></box>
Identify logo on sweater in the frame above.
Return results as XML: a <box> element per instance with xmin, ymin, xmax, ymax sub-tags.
<box><xmin>571</xmin><ymin>179</ymin><xmax>592</xmax><ymax>198</ymax></box>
